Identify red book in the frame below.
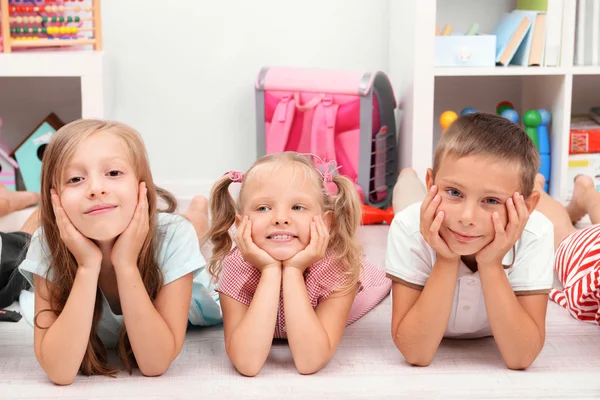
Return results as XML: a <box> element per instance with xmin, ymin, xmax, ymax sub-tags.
<box><xmin>569</xmin><ymin>116</ymin><xmax>600</xmax><ymax>154</ymax></box>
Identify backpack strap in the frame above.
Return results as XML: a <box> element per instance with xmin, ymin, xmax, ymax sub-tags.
<box><xmin>266</xmin><ymin>93</ymin><xmax>296</xmax><ymax>153</ymax></box>
<box><xmin>309</xmin><ymin>95</ymin><xmax>339</xmax><ymax>172</ymax></box>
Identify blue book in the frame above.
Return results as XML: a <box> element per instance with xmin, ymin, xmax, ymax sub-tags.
<box><xmin>510</xmin><ymin>10</ymin><xmax>544</xmax><ymax>66</ymax></box>
<box><xmin>492</xmin><ymin>12</ymin><xmax>532</xmax><ymax>66</ymax></box>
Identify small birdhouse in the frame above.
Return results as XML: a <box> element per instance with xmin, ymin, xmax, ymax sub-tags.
<box><xmin>12</xmin><ymin>113</ymin><xmax>64</xmax><ymax>193</ymax></box>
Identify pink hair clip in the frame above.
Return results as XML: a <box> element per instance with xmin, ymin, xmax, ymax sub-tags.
<box><xmin>225</xmin><ymin>170</ymin><xmax>244</xmax><ymax>183</ymax></box>
<box><xmin>300</xmin><ymin>153</ymin><xmax>341</xmax><ymax>196</ymax></box>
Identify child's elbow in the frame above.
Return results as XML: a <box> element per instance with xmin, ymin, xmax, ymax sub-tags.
<box><xmin>48</xmin><ymin>371</ymin><xmax>76</xmax><ymax>386</ymax></box>
<box><xmin>233</xmin><ymin>360</ymin><xmax>263</xmax><ymax>377</ymax></box>
<box><xmin>295</xmin><ymin>360</ymin><xmax>326</xmax><ymax>375</ymax></box>
<box><xmin>139</xmin><ymin>363</ymin><xmax>169</xmax><ymax>377</ymax></box>
<box><xmin>403</xmin><ymin>352</ymin><xmax>434</xmax><ymax>367</ymax></box>
<box><xmin>394</xmin><ymin>336</ymin><xmax>434</xmax><ymax>367</ymax></box>
<box><xmin>504</xmin><ymin>355</ymin><xmax>536</xmax><ymax>370</ymax></box>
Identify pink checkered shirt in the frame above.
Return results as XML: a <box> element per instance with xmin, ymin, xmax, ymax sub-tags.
<box><xmin>216</xmin><ymin>247</ymin><xmax>390</xmax><ymax>338</ymax></box>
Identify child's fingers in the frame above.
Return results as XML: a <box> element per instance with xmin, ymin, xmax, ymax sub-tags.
<box><xmin>429</xmin><ymin>210</ymin><xmax>444</xmax><ymax>237</ymax></box>
<box><xmin>233</xmin><ymin>216</ymin><xmax>246</xmax><ymax>248</ymax></box>
<box><xmin>421</xmin><ymin>195</ymin><xmax>441</xmax><ymax>229</ymax></box>
<box><xmin>492</xmin><ymin>212</ymin><xmax>505</xmax><ymax>237</ymax></box>
<box><xmin>515</xmin><ymin>194</ymin><xmax>529</xmax><ymax>225</ymax></box>
<box><xmin>317</xmin><ymin>217</ymin><xmax>329</xmax><ymax>253</ymax></box>
<box><xmin>309</xmin><ymin>220</ymin><xmax>320</xmax><ymax>252</ymax></box>
<box><xmin>505</xmin><ymin>196</ymin><xmax>519</xmax><ymax>238</ymax></box>
<box><xmin>420</xmin><ymin>185</ymin><xmax>438</xmax><ymax>215</ymax></box>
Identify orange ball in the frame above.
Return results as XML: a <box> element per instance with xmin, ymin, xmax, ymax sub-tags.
<box><xmin>440</xmin><ymin>111</ymin><xmax>458</xmax><ymax>131</ymax></box>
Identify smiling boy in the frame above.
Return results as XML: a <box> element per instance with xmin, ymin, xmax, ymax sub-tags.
<box><xmin>386</xmin><ymin>112</ymin><xmax>554</xmax><ymax>370</ymax></box>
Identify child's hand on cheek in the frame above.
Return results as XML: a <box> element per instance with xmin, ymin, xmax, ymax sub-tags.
<box><xmin>235</xmin><ymin>215</ymin><xmax>281</xmax><ymax>272</ymax></box>
<box><xmin>476</xmin><ymin>192</ymin><xmax>529</xmax><ymax>267</ymax></box>
<box><xmin>51</xmin><ymin>189</ymin><xmax>102</xmax><ymax>269</ymax></box>
<box><xmin>420</xmin><ymin>185</ymin><xmax>458</xmax><ymax>262</ymax></box>
<box><xmin>111</xmin><ymin>182</ymin><xmax>149</xmax><ymax>269</ymax></box>
<box><xmin>283</xmin><ymin>215</ymin><xmax>329</xmax><ymax>272</ymax></box>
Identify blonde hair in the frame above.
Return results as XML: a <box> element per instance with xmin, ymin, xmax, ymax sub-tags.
<box><xmin>433</xmin><ymin>112</ymin><xmax>540</xmax><ymax>197</ymax></box>
<box><xmin>36</xmin><ymin>119</ymin><xmax>177</xmax><ymax>376</ymax></box>
<box><xmin>206</xmin><ymin>152</ymin><xmax>363</xmax><ymax>294</ymax></box>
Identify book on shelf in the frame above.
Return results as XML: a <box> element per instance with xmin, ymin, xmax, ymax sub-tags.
<box><xmin>570</xmin><ymin>115</ymin><xmax>600</xmax><ymax>154</ymax></box>
<box><xmin>492</xmin><ymin>12</ymin><xmax>532</xmax><ymax>66</ymax></box>
<box><xmin>511</xmin><ymin>10</ymin><xmax>547</xmax><ymax>66</ymax></box>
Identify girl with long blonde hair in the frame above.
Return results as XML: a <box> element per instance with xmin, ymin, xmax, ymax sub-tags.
<box><xmin>18</xmin><ymin>119</ymin><xmax>220</xmax><ymax>385</ymax></box>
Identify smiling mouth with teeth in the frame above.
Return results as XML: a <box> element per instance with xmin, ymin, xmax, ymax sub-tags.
<box><xmin>267</xmin><ymin>234</ymin><xmax>298</xmax><ymax>241</ymax></box>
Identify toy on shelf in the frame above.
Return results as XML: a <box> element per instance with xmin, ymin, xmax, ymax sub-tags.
<box><xmin>496</xmin><ymin>101</ymin><xmax>514</xmax><ymax>115</ymax></box>
<box><xmin>537</xmin><ymin>109</ymin><xmax>551</xmax><ymax>192</ymax></box>
<box><xmin>12</xmin><ymin>113</ymin><xmax>64</xmax><ymax>193</ymax></box>
<box><xmin>523</xmin><ymin>109</ymin><xmax>541</xmax><ymax>149</ymax></box>
<box><xmin>0</xmin><ymin>117</ymin><xmax>18</xmax><ymax>190</ymax></box>
<box><xmin>0</xmin><ymin>0</ymin><xmax>102</xmax><ymax>53</ymax></box>
<box><xmin>439</xmin><ymin>110</ymin><xmax>458</xmax><ymax>134</ymax></box>
<box><xmin>460</xmin><ymin>107</ymin><xmax>477</xmax><ymax>117</ymax></box>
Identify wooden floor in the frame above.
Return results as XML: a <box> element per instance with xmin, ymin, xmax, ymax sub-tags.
<box><xmin>0</xmin><ymin>222</ymin><xmax>599</xmax><ymax>399</ymax></box>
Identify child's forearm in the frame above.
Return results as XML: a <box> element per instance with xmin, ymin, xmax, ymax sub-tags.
<box><xmin>479</xmin><ymin>265</ymin><xmax>544</xmax><ymax>369</ymax></box>
<box><xmin>393</xmin><ymin>258</ymin><xmax>459</xmax><ymax>366</ymax></box>
<box><xmin>226</xmin><ymin>267</ymin><xmax>281</xmax><ymax>376</ymax></box>
<box><xmin>282</xmin><ymin>268</ymin><xmax>336</xmax><ymax>374</ymax></box>
<box><xmin>38</xmin><ymin>267</ymin><xmax>100</xmax><ymax>385</ymax></box>
<box><xmin>115</xmin><ymin>266</ymin><xmax>181</xmax><ymax>377</ymax></box>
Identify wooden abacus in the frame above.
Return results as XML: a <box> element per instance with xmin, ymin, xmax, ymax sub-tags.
<box><xmin>0</xmin><ymin>0</ymin><xmax>102</xmax><ymax>53</ymax></box>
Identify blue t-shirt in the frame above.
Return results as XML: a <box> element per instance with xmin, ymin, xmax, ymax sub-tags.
<box><xmin>18</xmin><ymin>213</ymin><xmax>222</xmax><ymax>348</ymax></box>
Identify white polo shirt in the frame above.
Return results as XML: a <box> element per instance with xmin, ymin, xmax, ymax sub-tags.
<box><xmin>385</xmin><ymin>202</ymin><xmax>554</xmax><ymax>339</ymax></box>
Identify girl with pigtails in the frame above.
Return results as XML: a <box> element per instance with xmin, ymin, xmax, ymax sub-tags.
<box><xmin>205</xmin><ymin>151</ymin><xmax>391</xmax><ymax>376</ymax></box>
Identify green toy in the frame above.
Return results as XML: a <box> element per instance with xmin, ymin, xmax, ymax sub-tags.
<box><xmin>523</xmin><ymin>110</ymin><xmax>541</xmax><ymax>150</ymax></box>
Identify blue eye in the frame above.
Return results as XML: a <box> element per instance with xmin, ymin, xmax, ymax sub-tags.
<box><xmin>292</xmin><ymin>205</ymin><xmax>304</xmax><ymax>211</ymax></box>
<box><xmin>67</xmin><ymin>177</ymin><xmax>83</xmax><ymax>184</ymax></box>
<box><xmin>446</xmin><ymin>189</ymin><xmax>461</xmax><ymax>198</ymax></box>
<box><xmin>108</xmin><ymin>170</ymin><xmax>122</xmax><ymax>177</ymax></box>
<box><xmin>485</xmin><ymin>198</ymin><xmax>501</xmax><ymax>205</ymax></box>
<box><xmin>257</xmin><ymin>206</ymin><xmax>270</xmax><ymax>212</ymax></box>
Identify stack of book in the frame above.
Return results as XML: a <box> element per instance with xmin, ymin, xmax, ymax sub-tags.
<box><xmin>492</xmin><ymin>0</ymin><xmax>563</xmax><ymax>67</ymax></box>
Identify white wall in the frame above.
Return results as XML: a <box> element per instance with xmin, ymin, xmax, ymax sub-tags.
<box><xmin>101</xmin><ymin>0</ymin><xmax>391</xmax><ymax>199</ymax></box>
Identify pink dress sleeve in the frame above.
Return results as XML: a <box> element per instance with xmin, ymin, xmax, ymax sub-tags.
<box><xmin>215</xmin><ymin>248</ymin><xmax>261</xmax><ymax>306</ymax></box>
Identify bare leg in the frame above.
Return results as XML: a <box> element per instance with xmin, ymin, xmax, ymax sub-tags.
<box><xmin>534</xmin><ymin>174</ymin><xmax>577</xmax><ymax>249</ymax></box>
<box><xmin>567</xmin><ymin>174</ymin><xmax>600</xmax><ymax>225</ymax></box>
<box><xmin>182</xmin><ymin>195</ymin><xmax>209</xmax><ymax>247</ymax></box>
<box><xmin>0</xmin><ymin>183</ymin><xmax>39</xmax><ymax>218</ymax></box>
<box><xmin>392</xmin><ymin>168</ymin><xmax>428</xmax><ymax>213</ymax></box>
<box><xmin>19</xmin><ymin>208</ymin><xmax>40</xmax><ymax>235</ymax></box>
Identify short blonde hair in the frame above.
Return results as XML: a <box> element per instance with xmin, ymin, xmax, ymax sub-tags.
<box><xmin>433</xmin><ymin>112</ymin><xmax>540</xmax><ymax>197</ymax></box>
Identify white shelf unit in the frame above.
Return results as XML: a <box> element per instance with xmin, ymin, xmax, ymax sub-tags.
<box><xmin>0</xmin><ymin>51</ymin><xmax>104</xmax><ymax>118</ymax></box>
<box><xmin>389</xmin><ymin>0</ymin><xmax>585</xmax><ymax>202</ymax></box>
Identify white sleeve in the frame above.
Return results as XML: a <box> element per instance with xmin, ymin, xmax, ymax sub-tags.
<box><xmin>157</xmin><ymin>214</ymin><xmax>205</xmax><ymax>285</ymax></box>
<box><xmin>385</xmin><ymin>213</ymin><xmax>434</xmax><ymax>288</ymax></box>
<box><xmin>18</xmin><ymin>228</ymin><xmax>52</xmax><ymax>286</ymax></box>
<box><xmin>507</xmin><ymin>218</ymin><xmax>555</xmax><ymax>293</ymax></box>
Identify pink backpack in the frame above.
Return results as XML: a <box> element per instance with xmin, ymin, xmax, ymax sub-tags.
<box><xmin>255</xmin><ymin>67</ymin><xmax>398</xmax><ymax>208</ymax></box>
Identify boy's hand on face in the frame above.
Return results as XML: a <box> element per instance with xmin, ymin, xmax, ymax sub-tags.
<box><xmin>420</xmin><ymin>185</ymin><xmax>459</xmax><ymax>262</ymax></box>
<box><xmin>235</xmin><ymin>215</ymin><xmax>282</xmax><ymax>272</ymax></box>
<box><xmin>283</xmin><ymin>215</ymin><xmax>329</xmax><ymax>272</ymax></box>
<box><xmin>476</xmin><ymin>192</ymin><xmax>529</xmax><ymax>266</ymax></box>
